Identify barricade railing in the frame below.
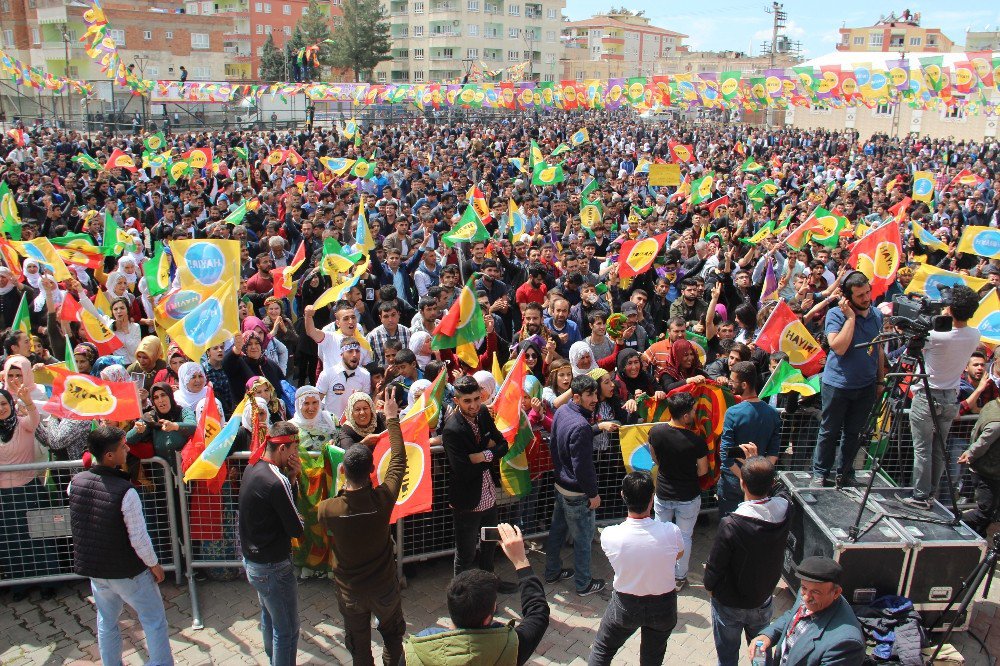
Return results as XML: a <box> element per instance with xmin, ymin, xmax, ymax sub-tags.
<box><xmin>0</xmin><ymin>456</ymin><xmax>181</xmax><ymax>589</ymax></box>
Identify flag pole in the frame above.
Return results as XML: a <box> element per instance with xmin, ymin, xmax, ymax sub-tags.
<box><xmin>458</xmin><ymin>240</ymin><xmax>467</xmax><ymax>284</ymax></box>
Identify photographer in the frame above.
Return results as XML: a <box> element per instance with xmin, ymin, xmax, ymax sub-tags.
<box><xmin>904</xmin><ymin>286</ymin><xmax>982</xmax><ymax>510</ymax></box>
<box><xmin>812</xmin><ymin>272</ymin><xmax>884</xmax><ymax>488</ymax></box>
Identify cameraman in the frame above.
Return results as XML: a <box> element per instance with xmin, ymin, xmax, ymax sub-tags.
<box><xmin>812</xmin><ymin>272</ymin><xmax>885</xmax><ymax>488</ymax></box>
<box><xmin>904</xmin><ymin>286</ymin><xmax>982</xmax><ymax>510</ymax></box>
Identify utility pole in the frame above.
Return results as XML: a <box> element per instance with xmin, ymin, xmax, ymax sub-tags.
<box><xmin>891</xmin><ymin>48</ymin><xmax>906</xmax><ymax>139</ymax></box>
<box><xmin>134</xmin><ymin>54</ymin><xmax>149</xmax><ymax>130</ymax></box>
<box><xmin>62</xmin><ymin>24</ymin><xmax>70</xmax><ymax>127</ymax></box>
<box><xmin>764</xmin><ymin>2</ymin><xmax>786</xmax><ymax>127</ymax></box>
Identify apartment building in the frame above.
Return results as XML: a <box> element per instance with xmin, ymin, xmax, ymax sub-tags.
<box><xmin>836</xmin><ymin>10</ymin><xmax>954</xmax><ymax>53</ymax></box>
<box><xmin>376</xmin><ymin>0</ymin><xmax>566</xmax><ymax>84</ymax></box>
<box><xmin>560</xmin><ymin>12</ymin><xmax>686</xmax><ymax>80</ymax></box>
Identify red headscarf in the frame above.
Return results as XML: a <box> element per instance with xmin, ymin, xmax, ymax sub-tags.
<box><xmin>660</xmin><ymin>339</ymin><xmax>704</xmax><ymax>382</ymax></box>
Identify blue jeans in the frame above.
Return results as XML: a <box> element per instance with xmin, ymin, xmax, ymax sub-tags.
<box><xmin>711</xmin><ymin>596</ymin><xmax>774</xmax><ymax>666</ymax></box>
<box><xmin>716</xmin><ymin>471</ymin><xmax>742</xmax><ymax>520</ymax></box>
<box><xmin>544</xmin><ymin>492</ymin><xmax>595</xmax><ymax>592</ymax></box>
<box><xmin>813</xmin><ymin>382</ymin><xmax>876</xmax><ymax>480</ymax></box>
<box><xmin>91</xmin><ymin>569</ymin><xmax>173</xmax><ymax>666</ymax></box>
<box><xmin>910</xmin><ymin>389</ymin><xmax>960</xmax><ymax>500</ymax></box>
<box><xmin>244</xmin><ymin>558</ymin><xmax>299</xmax><ymax>666</ymax></box>
<box><xmin>654</xmin><ymin>495</ymin><xmax>701</xmax><ymax>579</ymax></box>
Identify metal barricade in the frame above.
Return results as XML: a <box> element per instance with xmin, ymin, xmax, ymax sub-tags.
<box><xmin>0</xmin><ymin>457</ymin><xmax>181</xmax><ymax>589</ymax></box>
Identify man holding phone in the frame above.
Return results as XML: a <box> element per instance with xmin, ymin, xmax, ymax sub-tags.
<box><xmin>812</xmin><ymin>272</ymin><xmax>884</xmax><ymax>488</ymax></box>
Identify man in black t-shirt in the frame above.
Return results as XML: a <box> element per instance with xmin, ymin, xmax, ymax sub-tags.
<box><xmin>648</xmin><ymin>392</ymin><xmax>708</xmax><ymax>590</ymax></box>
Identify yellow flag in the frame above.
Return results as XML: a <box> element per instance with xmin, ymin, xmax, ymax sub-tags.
<box><xmin>11</xmin><ymin>238</ymin><xmax>72</xmax><ymax>281</ymax></box>
<box><xmin>905</xmin><ymin>264</ymin><xmax>988</xmax><ymax>301</ymax></box>
<box><xmin>314</xmin><ymin>259</ymin><xmax>370</xmax><ymax>311</ymax></box>
<box><xmin>912</xmin><ymin>171</ymin><xmax>935</xmax><ymax>204</ymax></box>
<box><xmin>170</xmin><ymin>239</ymin><xmax>241</xmax><ymax>291</ymax></box>
<box><xmin>166</xmin><ymin>279</ymin><xmax>238</xmax><ymax>362</ymax></box>
<box><xmin>491</xmin><ymin>351</ymin><xmax>503</xmax><ymax>386</ymax></box>
<box><xmin>969</xmin><ymin>288</ymin><xmax>1000</xmax><ymax>345</ymax></box>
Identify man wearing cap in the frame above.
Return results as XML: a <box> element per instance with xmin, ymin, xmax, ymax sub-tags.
<box><xmin>316</xmin><ymin>339</ymin><xmax>370</xmax><ymax>422</ymax></box>
<box><xmin>751</xmin><ymin>557</ymin><xmax>864</xmax><ymax>666</ymax></box>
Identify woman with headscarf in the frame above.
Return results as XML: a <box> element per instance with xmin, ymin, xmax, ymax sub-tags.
<box><xmin>294</xmin><ymin>270</ymin><xmax>327</xmax><ymax>385</ymax></box>
<box><xmin>174</xmin><ymin>362</ymin><xmax>224</xmax><ymax>418</ymax></box>
<box><xmin>615</xmin><ymin>348</ymin><xmax>658</xmax><ymax>406</ymax></box>
<box><xmin>409</xmin><ymin>330</ymin><xmax>434</xmax><ymax>371</ymax></box>
<box><xmin>336</xmin><ymin>392</ymin><xmax>385</xmax><ymax>448</ymax></box>
<box><xmin>0</xmin><ymin>267</ymin><xmax>25</xmax><ymax>331</ymax></box>
<box><xmin>659</xmin><ymin>338</ymin><xmax>708</xmax><ymax>392</ymax></box>
<box><xmin>153</xmin><ymin>343</ymin><xmax>189</xmax><ymax>389</ymax></box>
<box><xmin>472</xmin><ymin>370</ymin><xmax>497</xmax><ymax>404</ymax></box>
<box><xmin>569</xmin><ymin>340</ymin><xmax>598</xmax><ymax>377</ymax></box>
<box><xmin>242</xmin><ymin>315</ymin><xmax>289</xmax><ymax>376</ymax></box>
<box><xmin>127</xmin><ymin>336</ymin><xmax>166</xmax><ymax>394</ymax></box>
<box><xmin>589</xmin><ymin>367</ymin><xmax>631</xmax><ymax>451</ymax></box>
<box><xmin>246</xmin><ymin>376</ymin><xmax>286</xmax><ymax>423</ymax></box>
<box><xmin>21</xmin><ymin>259</ymin><xmax>42</xmax><ymax>292</ymax></box>
<box><xmin>233</xmin><ymin>396</ymin><xmax>271</xmax><ymax>453</ymax></box>
<box><xmin>517</xmin><ymin>339</ymin><xmax>546</xmax><ymax>381</ymax></box>
<box><xmin>263</xmin><ymin>296</ymin><xmax>298</xmax><ymax>375</ymax></box>
<box><xmin>127</xmin><ymin>382</ymin><xmax>195</xmax><ymax>464</ymax></box>
<box><xmin>72</xmin><ymin>342</ymin><xmax>99</xmax><ymax>375</ymax></box>
<box><xmin>223</xmin><ymin>330</ymin><xmax>285</xmax><ymax>404</ymax></box>
<box><xmin>2</xmin><ymin>355</ymin><xmax>48</xmax><ymax>409</ymax></box>
<box><xmin>290</xmin><ymin>386</ymin><xmax>338</xmax><ymax>451</ymax></box>
<box><xmin>0</xmin><ymin>384</ymin><xmax>59</xmax><ymax>601</ymax></box>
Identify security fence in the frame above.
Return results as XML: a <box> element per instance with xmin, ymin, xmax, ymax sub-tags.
<box><xmin>0</xmin><ymin>457</ymin><xmax>181</xmax><ymax>589</ymax></box>
<box><xmin>0</xmin><ymin>411</ymin><xmax>981</xmax><ymax>630</ymax></box>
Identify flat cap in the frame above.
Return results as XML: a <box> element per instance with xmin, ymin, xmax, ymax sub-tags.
<box><xmin>795</xmin><ymin>556</ymin><xmax>842</xmax><ymax>585</ymax></box>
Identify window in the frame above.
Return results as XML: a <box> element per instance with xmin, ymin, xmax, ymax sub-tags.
<box><xmin>544</xmin><ymin>53</ymin><xmax>554</xmax><ymax>63</ymax></box>
<box><xmin>508</xmin><ymin>27</ymin><xmax>518</xmax><ymax>38</ymax></box>
<box><xmin>413</xmin><ymin>1</ymin><xmax>423</xmax><ymax>12</ymax></box>
<box><xmin>0</xmin><ymin>1</ymin><xmax>9</xmax><ymax>12</ymax></box>
<box><xmin>31</xmin><ymin>27</ymin><xmax>39</xmax><ymax>44</ymax></box>
<box><xmin>468</xmin><ymin>24</ymin><xmax>478</xmax><ymax>36</ymax></box>
<box><xmin>413</xmin><ymin>48</ymin><xmax>424</xmax><ymax>59</ymax></box>
<box><xmin>144</xmin><ymin>30</ymin><xmax>152</xmax><ymax>40</ymax></box>
<box><xmin>414</xmin><ymin>71</ymin><xmax>424</xmax><ymax>82</ymax></box>
<box><xmin>575</xmin><ymin>70</ymin><xmax>584</xmax><ymax>79</ymax></box>
<box><xmin>507</xmin><ymin>3</ymin><xmax>518</xmax><ymax>14</ymax></box>
<box><xmin>869</xmin><ymin>33</ymin><xmax>883</xmax><ymax>46</ymax></box>
<box><xmin>148</xmin><ymin>66</ymin><xmax>159</xmax><ymax>77</ymax></box>
<box><xmin>467</xmin><ymin>0</ymin><xmax>478</xmax><ymax>10</ymax></box>
<box><xmin>909</xmin><ymin>36</ymin><xmax>921</xmax><ymax>46</ymax></box>
<box><xmin>187</xmin><ymin>2</ymin><xmax>199</xmax><ymax>13</ymax></box>
<box><xmin>110</xmin><ymin>28</ymin><xmax>125</xmax><ymax>45</ymax></box>
<box><xmin>2</xmin><ymin>30</ymin><xmax>12</xmax><ymax>48</ymax></box>
<box><xmin>201</xmin><ymin>1</ymin><xmax>212</xmax><ymax>13</ymax></box>
<box><xmin>875</xmin><ymin>103</ymin><xmax>892</xmax><ymax>115</ymax></box>
<box><xmin>397</xmin><ymin>49</ymin><xmax>408</xmax><ymax>57</ymax></box>
<box><xmin>194</xmin><ymin>66</ymin><xmax>211</xmax><ymax>78</ymax></box>
<box><xmin>254</xmin><ymin>2</ymin><xmax>262</xmax><ymax>9</ymax></box>
<box><xmin>927</xmin><ymin>35</ymin><xmax>937</xmax><ymax>46</ymax></box>
<box><xmin>944</xmin><ymin>105</ymin><xmax>965</xmax><ymax>119</ymax></box>
<box><xmin>282</xmin><ymin>3</ymin><xmax>290</xmax><ymax>12</ymax></box>
<box><xmin>377</xmin><ymin>70</ymin><xmax>387</xmax><ymax>82</ymax></box>
<box><xmin>545</xmin><ymin>30</ymin><xmax>554</xmax><ymax>42</ymax></box>
<box><xmin>413</xmin><ymin>25</ymin><xmax>423</xmax><ymax>36</ymax></box>
<box><xmin>283</xmin><ymin>25</ymin><xmax>291</xmax><ymax>35</ymax></box>
<box><xmin>466</xmin><ymin>47</ymin><xmax>478</xmax><ymax>58</ymax></box>
<box><xmin>165</xmin><ymin>31</ymin><xmax>173</xmax><ymax>39</ymax></box>
<box><xmin>27</xmin><ymin>0</ymin><xmax>35</xmax><ymax>7</ymax></box>
<box><xmin>543</xmin><ymin>73</ymin><xmax>554</xmax><ymax>81</ymax></box>
<box><xmin>853</xmin><ymin>36</ymin><xmax>864</xmax><ymax>45</ymax></box>
<box><xmin>547</xmin><ymin>7</ymin><xmax>555</xmax><ymax>18</ymax></box>
<box><xmin>441</xmin><ymin>47</ymin><xmax>453</xmax><ymax>57</ymax></box>
<box><xmin>507</xmin><ymin>49</ymin><xmax>518</xmax><ymax>61</ymax></box>
<box><xmin>256</xmin><ymin>24</ymin><xmax>264</xmax><ymax>33</ymax></box>
<box><xmin>191</xmin><ymin>32</ymin><xmax>210</xmax><ymax>48</ymax></box>
<box><xmin>265</xmin><ymin>24</ymin><xmax>272</xmax><ymax>34</ymax></box>
<box><xmin>263</xmin><ymin>3</ymin><xmax>271</xmax><ymax>12</ymax></box>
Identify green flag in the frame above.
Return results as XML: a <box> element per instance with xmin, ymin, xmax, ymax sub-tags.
<box><xmin>740</xmin><ymin>157</ymin><xmax>765</xmax><ymax>173</ymax></box>
<box><xmin>550</xmin><ymin>143</ymin><xmax>571</xmax><ymax>158</ymax></box>
<box><xmin>532</xmin><ymin>160</ymin><xmax>565</xmax><ymax>186</ymax></box>
<box><xmin>71</xmin><ymin>154</ymin><xmax>102</xmax><ymax>171</ymax></box>
<box><xmin>320</xmin><ymin>237</ymin><xmax>363</xmax><ymax>275</ymax></box>
<box><xmin>12</xmin><ymin>292</ymin><xmax>30</xmax><ymax>337</ymax></box>
<box><xmin>234</xmin><ymin>146</ymin><xmax>249</xmax><ymax>162</ymax></box>
<box><xmin>760</xmin><ymin>360</ymin><xmax>821</xmax><ymax>399</ymax></box>
<box><xmin>221</xmin><ymin>202</ymin><xmax>247</xmax><ymax>225</ymax></box>
<box><xmin>350</xmin><ymin>155</ymin><xmax>374</xmax><ymax>180</ymax></box>
<box><xmin>101</xmin><ymin>211</ymin><xmax>130</xmax><ymax>256</ymax></box>
<box><xmin>143</xmin><ymin>241</ymin><xmax>172</xmax><ymax>297</ymax></box>
<box><xmin>64</xmin><ymin>334</ymin><xmax>78</xmax><ymax>371</ymax></box>
<box><xmin>143</xmin><ymin>132</ymin><xmax>166</xmax><ymax>153</ymax></box>
<box><xmin>0</xmin><ymin>181</ymin><xmax>22</xmax><ymax>240</ymax></box>
<box><xmin>499</xmin><ymin>412</ymin><xmax>533</xmax><ymax>498</ymax></box>
<box><xmin>442</xmin><ymin>206</ymin><xmax>490</xmax><ymax>247</ymax></box>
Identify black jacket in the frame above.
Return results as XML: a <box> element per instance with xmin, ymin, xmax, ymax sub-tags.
<box><xmin>441</xmin><ymin>405</ymin><xmax>508</xmax><ymax>511</ymax></box>
<box><xmin>704</xmin><ymin>493</ymin><xmax>793</xmax><ymax>609</ymax></box>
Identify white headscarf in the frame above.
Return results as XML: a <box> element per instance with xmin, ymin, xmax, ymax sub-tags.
<box><xmin>473</xmin><ymin>370</ymin><xmax>497</xmax><ymax>398</ymax></box>
<box><xmin>22</xmin><ymin>259</ymin><xmax>41</xmax><ymax>290</ymax></box>
<box><xmin>0</xmin><ymin>267</ymin><xmax>16</xmax><ymax>296</ymax></box>
<box><xmin>407</xmin><ymin>379</ymin><xmax>432</xmax><ymax>408</ymax></box>
<box><xmin>569</xmin><ymin>340</ymin><xmax>598</xmax><ymax>376</ymax></box>
<box><xmin>290</xmin><ymin>385</ymin><xmax>337</xmax><ymax>436</ymax></box>
<box><xmin>409</xmin><ymin>331</ymin><xmax>433</xmax><ymax>368</ymax></box>
<box><xmin>99</xmin><ymin>364</ymin><xmax>130</xmax><ymax>383</ymax></box>
<box><xmin>117</xmin><ymin>256</ymin><xmax>139</xmax><ymax>286</ymax></box>
<box><xmin>174</xmin><ymin>362</ymin><xmax>208</xmax><ymax>409</ymax></box>
<box><xmin>242</xmin><ymin>397</ymin><xmax>271</xmax><ymax>431</ymax></box>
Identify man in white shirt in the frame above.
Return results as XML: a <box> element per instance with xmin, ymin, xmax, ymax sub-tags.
<box><xmin>304</xmin><ymin>300</ymin><xmax>372</xmax><ymax>371</ymax></box>
<box><xmin>588</xmin><ymin>471</ymin><xmax>684</xmax><ymax>666</ymax></box>
<box><xmin>317</xmin><ymin>340</ymin><xmax>370</xmax><ymax>421</ymax></box>
<box><xmin>905</xmin><ymin>285</ymin><xmax>983</xmax><ymax>509</ymax></box>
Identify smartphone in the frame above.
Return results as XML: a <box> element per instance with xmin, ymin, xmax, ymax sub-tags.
<box><xmin>726</xmin><ymin>446</ymin><xmax>745</xmax><ymax>460</ymax></box>
<box><xmin>480</xmin><ymin>526</ymin><xmax>501</xmax><ymax>542</ymax></box>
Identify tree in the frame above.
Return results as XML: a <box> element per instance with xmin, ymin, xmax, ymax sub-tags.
<box><xmin>259</xmin><ymin>34</ymin><xmax>285</xmax><ymax>81</ymax></box>
<box><xmin>329</xmin><ymin>0</ymin><xmax>392</xmax><ymax>83</ymax></box>
<box><xmin>295</xmin><ymin>0</ymin><xmax>335</xmax><ymax>73</ymax></box>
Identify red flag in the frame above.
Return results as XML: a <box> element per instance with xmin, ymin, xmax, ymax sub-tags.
<box><xmin>783</xmin><ymin>212</ymin><xmax>826</xmax><ymax>251</ymax></box>
<box><xmin>755</xmin><ymin>301</ymin><xmax>826</xmax><ymax>377</ymax></box>
<box><xmin>706</xmin><ymin>195</ymin><xmax>730</xmax><ymax>217</ymax></box>
<box><xmin>618</xmin><ymin>233</ymin><xmax>667</xmax><ymax>279</ymax></box>
<box><xmin>370</xmin><ymin>412</ymin><xmax>432</xmax><ymax>523</ymax></box>
<box><xmin>285</xmin><ymin>148</ymin><xmax>305</xmax><ymax>166</ymax></box>
<box><xmin>0</xmin><ymin>236</ymin><xmax>22</xmax><ymax>280</ymax></box>
<box><xmin>888</xmin><ymin>196</ymin><xmax>913</xmax><ymax>223</ymax></box>
<box><xmin>180</xmin><ymin>385</ymin><xmax>228</xmax><ymax>492</ymax></box>
<box><xmin>847</xmin><ymin>220</ymin><xmax>903</xmax><ymax>299</ymax></box>
<box><xmin>59</xmin><ymin>292</ymin><xmax>125</xmax><ymax>355</ymax></box>
<box><xmin>944</xmin><ymin>169</ymin><xmax>985</xmax><ymax>191</ymax></box>
<box><xmin>104</xmin><ymin>148</ymin><xmax>137</xmax><ymax>173</ymax></box>
<box><xmin>272</xmin><ymin>241</ymin><xmax>307</xmax><ymax>300</ymax></box>
<box><xmin>668</xmin><ymin>140</ymin><xmax>694</xmax><ymax>163</ymax></box>
<box><xmin>43</xmin><ymin>366</ymin><xmax>142</xmax><ymax>421</ymax></box>
<box><xmin>495</xmin><ymin>350</ymin><xmax>528</xmax><ymax>443</ymax></box>
<box><xmin>181</xmin><ymin>147</ymin><xmax>214</xmax><ymax>171</ymax></box>
<box><xmin>7</xmin><ymin>128</ymin><xmax>24</xmax><ymax>147</ymax></box>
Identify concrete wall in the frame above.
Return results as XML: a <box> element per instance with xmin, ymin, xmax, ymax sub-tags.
<box><xmin>787</xmin><ymin>103</ymin><xmax>1000</xmax><ymax>141</ymax></box>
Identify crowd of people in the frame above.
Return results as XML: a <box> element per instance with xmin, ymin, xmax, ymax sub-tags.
<box><xmin>1</xmin><ymin>109</ymin><xmax>1000</xmax><ymax>665</ymax></box>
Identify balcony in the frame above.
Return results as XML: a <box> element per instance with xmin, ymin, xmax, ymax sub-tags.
<box><xmin>428</xmin><ymin>30</ymin><xmax>462</xmax><ymax>41</ymax></box>
<box><xmin>430</xmin><ymin>1</ymin><xmax>461</xmax><ymax>13</ymax></box>
<box><xmin>601</xmin><ymin>36</ymin><xmax>624</xmax><ymax>45</ymax></box>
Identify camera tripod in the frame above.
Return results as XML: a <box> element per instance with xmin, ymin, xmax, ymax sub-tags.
<box><xmin>925</xmin><ymin>533</ymin><xmax>999</xmax><ymax>664</ymax></box>
<box><xmin>847</xmin><ymin>332</ymin><xmax>961</xmax><ymax>543</ymax></box>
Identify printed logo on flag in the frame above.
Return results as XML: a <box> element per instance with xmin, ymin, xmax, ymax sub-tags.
<box><xmin>624</xmin><ymin>237</ymin><xmax>660</xmax><ymax>272</ymax></box>
<box><xmin>779</xmin><ymin>320</ymin><xmax>824</xmax><ymax>368</ymax></box>
<box><xmin>162</xmin><ymin>289</ymin><xmax>204</xmax><ymax>320</ymax></box>
<box><xmin>183</xmin><ymin>297</ymin><xmax>223</xmax><ymax>346</ymax></box>
<box><xmin>972</xmin><ymin>228</ymin><xmax>1000</xmax><ymax>257</ymax></box>
<box><xmin>536</xmin><ymin>166</ymin><xmax>559</xmax><ymax>184</ymax></box>
<box><xmin>720</xmin><ymin>78</ymin><xmax>739</xmax><ymax>97</ymax></box>
<box><xmin>913</xmin><ymin>177</ymin><xmax>934</xmax><ymax>198</ymax></box>
<box><xmin>187</xmin><ymin>149</ymin><xmax>211</xmax><ymax>169</ymax></box>
<box><xmin>978</xmin><ymin>311</ymin><xmax>1000</xmax><ymax>341</ymax></box>
<box><xmin>925</xmin><ymin>274</ymin><xmax>967</xmax><ymax>301</ymax></box>
<box><xmin>185</xmin><ymin>243</ymin><xmax>226</xmax><ymax>286</ymax></box>
<box><xmin>627</xmin><ymin>443</ymin><xmax>654</xmax><ymax>472</ymax></box>
<box><xmin>857</xmin><ymin>241</ymin><xmax>900</xmax><ymax>281</ymax></box>
<box><xmin>376</xmin><ymin>442</ymin><xmax>425</xmax><ymax>506</ymax></box>
<box><xmin>62</xmin><ymin>375</ymin><xmax>117</xmax><ymax>416</ymax></box>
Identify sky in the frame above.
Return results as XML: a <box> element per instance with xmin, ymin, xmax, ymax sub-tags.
<box><xmin>562</xmin><ymin>2</ymin><xmax>1000</xmax><ymax>59</ymax></box>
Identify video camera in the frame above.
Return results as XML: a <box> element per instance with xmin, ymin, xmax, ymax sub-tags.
<box><xmin>890</xmin><ymin>290</ymin><xmax>953</xmax><ymax>337</ymax></box>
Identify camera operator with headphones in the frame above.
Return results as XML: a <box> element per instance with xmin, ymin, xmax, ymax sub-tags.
<box><xmin>903</xmin><ymin>285</ymin><xmax>982</xmax><ymax>510</ymax></box>
<box><xmin>812</xmin><ymin>271</ymin><xmax>886</xmax><ymax>488</ymax></box>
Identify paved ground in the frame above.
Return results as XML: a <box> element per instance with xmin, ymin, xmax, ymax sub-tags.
<box><xmin>2</xmin><ymin>518</ymin><xmax>998</xmax><ymax>665</ymax></box>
